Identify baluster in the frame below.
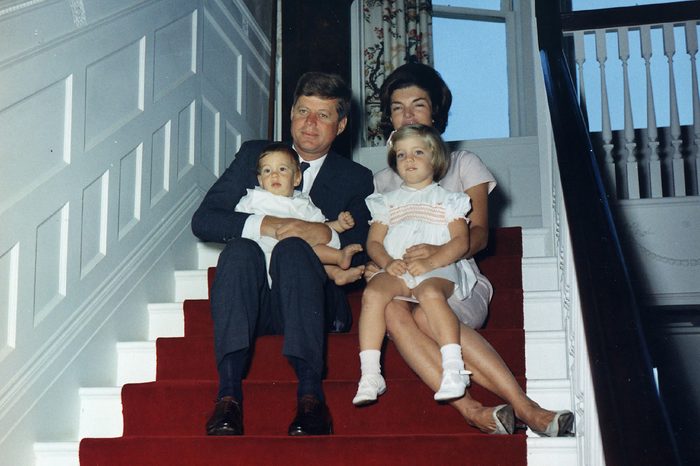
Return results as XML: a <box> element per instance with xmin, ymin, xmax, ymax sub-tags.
<box><xmin>573</xmin><ymin>31</ymin><xmax>589</xmax><ymax>127</ymax></box>
<box><xmin>619</xmin><ymin>27</ymin><xmax>640</xmax><ymax>199</ymax></box>
<box><xmin>641</xmin><ymin>25</ymin><xmax>662</xmax><ymax>198</ymax></box>
<box><xmin>686</xmin><ymin>21</ymin><xmax>700</xmax><ymax>195</ymax></box>
<box><xmin>596</xmin><ymin>29</ymin><xmax>617</xmax><ymax>197</ymax></box>
<box><xmin>663</xmin><ymin>24</ymin><xmax>686</xmax><ymax>196</ymax></box>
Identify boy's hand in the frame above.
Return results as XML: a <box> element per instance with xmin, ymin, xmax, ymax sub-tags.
<box><xmin>337</xmin><ymin>211</ymin><xmax>355</xmax><ymax>231</ymax></box>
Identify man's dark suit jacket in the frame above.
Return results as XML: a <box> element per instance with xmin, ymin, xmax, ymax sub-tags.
<box><xmin>192</xmin><ymin>140</ymin><xmax>374</xmax><ymax>261</ymax></box>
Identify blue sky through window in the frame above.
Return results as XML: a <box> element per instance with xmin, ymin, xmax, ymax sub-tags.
<box><xmin>431</xmin><ymin>0</ymin><xmax>698</xmax><ymax>139</ymax></box>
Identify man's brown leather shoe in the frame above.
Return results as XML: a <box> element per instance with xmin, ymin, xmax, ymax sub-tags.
<box><xmin>206</xmin><ymin>397</ymin><xmax>243</xmax><ymax>435</ymax></box>
<box><xmin>287</xmin><ymin>394</ymin><xmax>333</xmax><ymax>436</ymax></box>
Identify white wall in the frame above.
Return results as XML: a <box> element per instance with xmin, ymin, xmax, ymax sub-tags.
<box><xmin>355</xmin><ymin>136</ymin><xmax>547</xmax><ymax>229</ymax></box>
<box><xmin>0</xmin><ymin>0</ymin><xmax>270</xmax><ymax>463</ymax></box>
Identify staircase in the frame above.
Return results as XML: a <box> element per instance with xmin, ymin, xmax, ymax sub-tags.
<box><xmin>34</xmin><ymin>227</ymin><xmax>577</xmax><ymax>465</ymax></box>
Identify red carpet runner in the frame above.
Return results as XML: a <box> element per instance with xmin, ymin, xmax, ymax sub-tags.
<box><xmin>80</xmin><ymin>227</ymin><xmax>526</xmax><ymax>465</ymax></box>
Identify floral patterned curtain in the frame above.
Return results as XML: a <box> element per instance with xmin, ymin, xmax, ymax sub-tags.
<box><xmin>363</xmin><ymin>0</ymin><xmax>433</xmax><ymax>146</ymax></box>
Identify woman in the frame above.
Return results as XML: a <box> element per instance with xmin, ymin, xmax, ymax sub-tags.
<box><xmin>370</xmin><ymin>62</ymin><xmax>574</xmax><ymax>436</ymax></box>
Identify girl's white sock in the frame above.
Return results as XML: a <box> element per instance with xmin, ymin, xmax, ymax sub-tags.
<box><xmin>359</xmin><ymin>349</ymin><xmax>382</xmax><ymax>376</ymax></box>
<box><xmin>440</xmin><ymin>343</ymin><xmax>465</xmax><ymax>373</ymax></box>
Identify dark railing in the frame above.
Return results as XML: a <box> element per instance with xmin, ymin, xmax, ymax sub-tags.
<box><xmin>534</xmin><ymin>2</ymin><xmax>682</xmax><ymax>465</ymax></box>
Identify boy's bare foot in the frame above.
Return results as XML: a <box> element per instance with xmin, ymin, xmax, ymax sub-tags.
<box><xmin>333</xmin><ymin>265</ymin><xmax>365</xmax><ymax>285</ymax></box>
<box><xmin>339</xmin><ymin>244</ymin><xmax>363</xmax><ymax>270</ymax></box>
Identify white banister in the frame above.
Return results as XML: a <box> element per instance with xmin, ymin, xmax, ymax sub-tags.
<box><xmin>686</xmin><ymin>21</ymin><xmax>700</xmax><ymax>195</ymax></box>
<box><xmin>663</xmin><ymin>24</ymin><xmax>686</xmax><ymax>196</ymax></box>
<box><xmin>596</xmin><ymin>30</ymin><xmax>617</xmax><ymax>198</ymax></box>
<box><xmin>641</xmin><ymin>25</ymin><xmax>663</xmax><ymax>198</ymax></box>
<box><xmin>574</xmin><ymin>32</ymin><xmax>589</xmax><ymax>125</ymax></box>
<box><xmin>619</xmin><ymin>27</ymin><xmax>640</xmax><ymax>199</ymax></box>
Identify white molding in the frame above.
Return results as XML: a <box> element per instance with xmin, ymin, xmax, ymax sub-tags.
<box><xmin>0</xmin><ymin>188</ymin><xmax>200</xmax><ymax>444</ymax></box>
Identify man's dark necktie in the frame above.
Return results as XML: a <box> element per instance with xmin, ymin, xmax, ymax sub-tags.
<box><xmin>297</xmin><ymin>161</ymin><xmax>310</xmax><ymax>191</ymax></box>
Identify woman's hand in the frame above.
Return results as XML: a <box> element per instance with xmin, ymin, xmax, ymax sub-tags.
<box><xmin>403</xmin><ymin>243</ymin><xmax>439</xmax><ymax>261</ymax></box>
<box><xmin>385</xmin><ymin>259</ymin><xmax>408</xmax><ymax>277</ymax></box>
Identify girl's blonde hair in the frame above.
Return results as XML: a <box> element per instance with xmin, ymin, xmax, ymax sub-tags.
<box><xmin>387</xmin><ymin>124</ymin><xmax>450</xmax><ymax>181</ymax></box>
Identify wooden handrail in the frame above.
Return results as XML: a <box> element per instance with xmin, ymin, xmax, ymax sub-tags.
<box><xmin>534</xmin><ymin>2</ymin><xmax>683</xmax><ymax>465</ymax></box>
<box><xmin>561</xmin><ymin>1</ymin><xmax>700</xmax><ymax>31</ymax></box>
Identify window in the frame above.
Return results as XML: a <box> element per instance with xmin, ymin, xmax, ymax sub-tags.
<box><xmin>432</xmin><ymin>1</ymin><xmax>532</xmax><ymax>141</ymax></box>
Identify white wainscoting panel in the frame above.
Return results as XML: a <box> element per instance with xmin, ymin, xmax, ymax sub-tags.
<box><xmin>0</xmin><ymin>0</ymin><xmax>271</xmax><ymax>463</ymax></box>
<box><xmin>150</xmin><ymin>120</ymin><xmax>172</xmax><ymax>207</ymax></box>
<box><xmin>80</xmin><ymin>171</ymin><xmax>110</xmax><ymax>278</ymax></box>
<box><xmin>85</xmin><ymin>38</ymin><xmax>146</xmax><ymax>150</ymax></box>
<box><xmin>0</xmin><ymin>244</ymin><xmax>19</xmax><ymax>360</ymax></box>
<box><xmin>154</xmin><ymin>10</ymin><xmax>198</xmax><ymax>102</ymax></box>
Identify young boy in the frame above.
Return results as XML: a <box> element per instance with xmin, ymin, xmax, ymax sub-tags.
<box><xmin>235</xmin><ymin>143</ymin><xmax>365</xmax><ymax>285</ymax></box>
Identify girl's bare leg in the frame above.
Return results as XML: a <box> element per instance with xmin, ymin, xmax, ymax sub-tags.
<box><xmin>360</xmin><ymin>274</ymin><xmax>408</xmax><ymax>351</ymax></box>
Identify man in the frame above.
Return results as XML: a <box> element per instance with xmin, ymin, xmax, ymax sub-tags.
<box><xmin>191</xmin><ymin>72</ymin><xmax>374</xmax><ymax>436</ymax></box>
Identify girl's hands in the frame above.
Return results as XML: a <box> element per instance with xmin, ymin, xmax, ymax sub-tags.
<box><xmin>402</xmin><ymin>243</ymin><xmax>439</xmax><ymax>261</ymax></box>
<box><xmin>385</xmin><ymin>259</ymin><xmax>408</xmax><ymax>276</ymax></box>
<box><xmin>406</xmin><ymin>258</ymin><xmax>433</xmax><ymax>276</ymax></box>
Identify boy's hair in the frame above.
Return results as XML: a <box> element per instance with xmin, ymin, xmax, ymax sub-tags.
<box><xmin>293</xmin><ymin>72</ymin><xmax>352</xmax><ymax>120</ymax></box>
<box><xmin>257</xmin><ymin>143</ymin><xmax>300</xmax><ymax>174</ymax></box>
<box><xmin>388</xmin><ymin>124</ymin><xmax>450</xmax><ymax>182</ymax></box>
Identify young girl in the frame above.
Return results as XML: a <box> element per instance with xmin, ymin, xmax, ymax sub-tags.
<box><xmin>353</xmin><ymin>125</ymin><xmax>477</xmax><ymax>406</ymax></box>
<box><xmin>235</xmin><ymin>143</ymin><xmax>365</xmax><ymax>286</ymax></box>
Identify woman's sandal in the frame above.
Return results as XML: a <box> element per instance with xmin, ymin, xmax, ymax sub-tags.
<box><xmin>531</xmin><ymin>410</ymin><xmax>575</xmax><ymax>437</ymax></box>
<box><xmin>490</xmin><ymin>404</ymin><xmax>515</xmax><ymax>435</ymax></box>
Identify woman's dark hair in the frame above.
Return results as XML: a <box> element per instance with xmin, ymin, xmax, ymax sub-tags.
<box><xmin>293</xmin><ymin>72</ymin><xmax>352</xmax><ymax>120</ymax></box>
<box><xmin>387</xmin><ymin>124</ymin><xmax>450</xmax><ymax>182</ymax></box>
<box><xmin>378</xmin><ymin>63</ymin><xmax>452</xmax><ymax>137</ymax></box>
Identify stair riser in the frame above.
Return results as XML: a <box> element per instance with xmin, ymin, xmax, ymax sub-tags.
<box><xmin>155</xmin><ymin>330</ymin><xmax>525</xmax><ymax>382</ymax></box>
<box><xmin>120</xmin><ymin>380</ymin><xmax>525</xmax><ymax>437</ymax></box>
<box><xmin>78</xmin><ymin>389</ymin><xmax>123</xmax><ymax>438</ymax></box>
<box><xmin>81</xmin><ymin>435</ymin><xmax>527</xmax><ymax>466</ymax></box>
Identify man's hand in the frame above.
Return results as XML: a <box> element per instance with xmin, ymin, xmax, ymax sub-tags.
<box><xmin>273</xmin><ymin>218</ymin><xmax>332</xmax><ymax>246</ymax></box>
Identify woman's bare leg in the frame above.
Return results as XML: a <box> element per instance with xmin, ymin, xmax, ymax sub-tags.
<box><xmin>385</xmin><ymin>300</ymin><xmax>501</xmax><ymax>432</ymax></box>
<box><xmin>412</xmin><ymin>307</ymin><xmax>559</xmax><ymax>432</ymax></box>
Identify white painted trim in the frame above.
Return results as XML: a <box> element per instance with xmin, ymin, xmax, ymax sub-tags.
<box><xmin>0</xmin><ymin>188</ymin><xmax>200</xmax><ymax>444</ymax></box>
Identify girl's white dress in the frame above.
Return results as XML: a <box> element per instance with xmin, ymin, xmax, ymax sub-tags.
<box><xmin>366</xmin><ymin>182</ymin><xmax>478</xmax><ymax>300</ymax></box>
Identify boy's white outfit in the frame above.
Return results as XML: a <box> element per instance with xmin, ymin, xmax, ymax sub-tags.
<box><xmin>235</xmin><ymin>187</ymin><xmax>340</xmax><ymax>283</ymax></box>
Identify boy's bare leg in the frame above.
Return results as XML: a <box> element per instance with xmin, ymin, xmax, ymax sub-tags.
<box><xmin>313</xmin><ymin>244</ymin><xmax>362</xmax><ymax>269</ymax></box>
<box><xmin>325</xmin><ymin>264</ymin><xmax>365</xmax><ymax>286</ymax></box>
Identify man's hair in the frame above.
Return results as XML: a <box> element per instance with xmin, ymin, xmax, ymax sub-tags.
<box><xmin>293</xmin><ymin>72</ymin><xmax>352</xmax><ymax>120</ymax></box>
<box><xmin>387</xmin><ymin>124</ymin><xmax>450</xmax><ymax>182</ymax></box>
<box><xmin>378</xmin><ymin>62</ymin><xmax>452</xmax><ymax>137</ymax></box>
<box><xmin>257</xmin><ymin>143</ymin><xmax>300</xmax><ymax>174</ymax></box>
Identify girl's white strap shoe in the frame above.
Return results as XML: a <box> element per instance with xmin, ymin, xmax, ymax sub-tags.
<box><xmin>352</xmin><ymin>373</ymin><xmax>387</xmax><ymax>406</ymax></box>
<box><xmin>434</xmin><ymin>369</ymin><xmax>472</xmax><ymax>401</ymax></box>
